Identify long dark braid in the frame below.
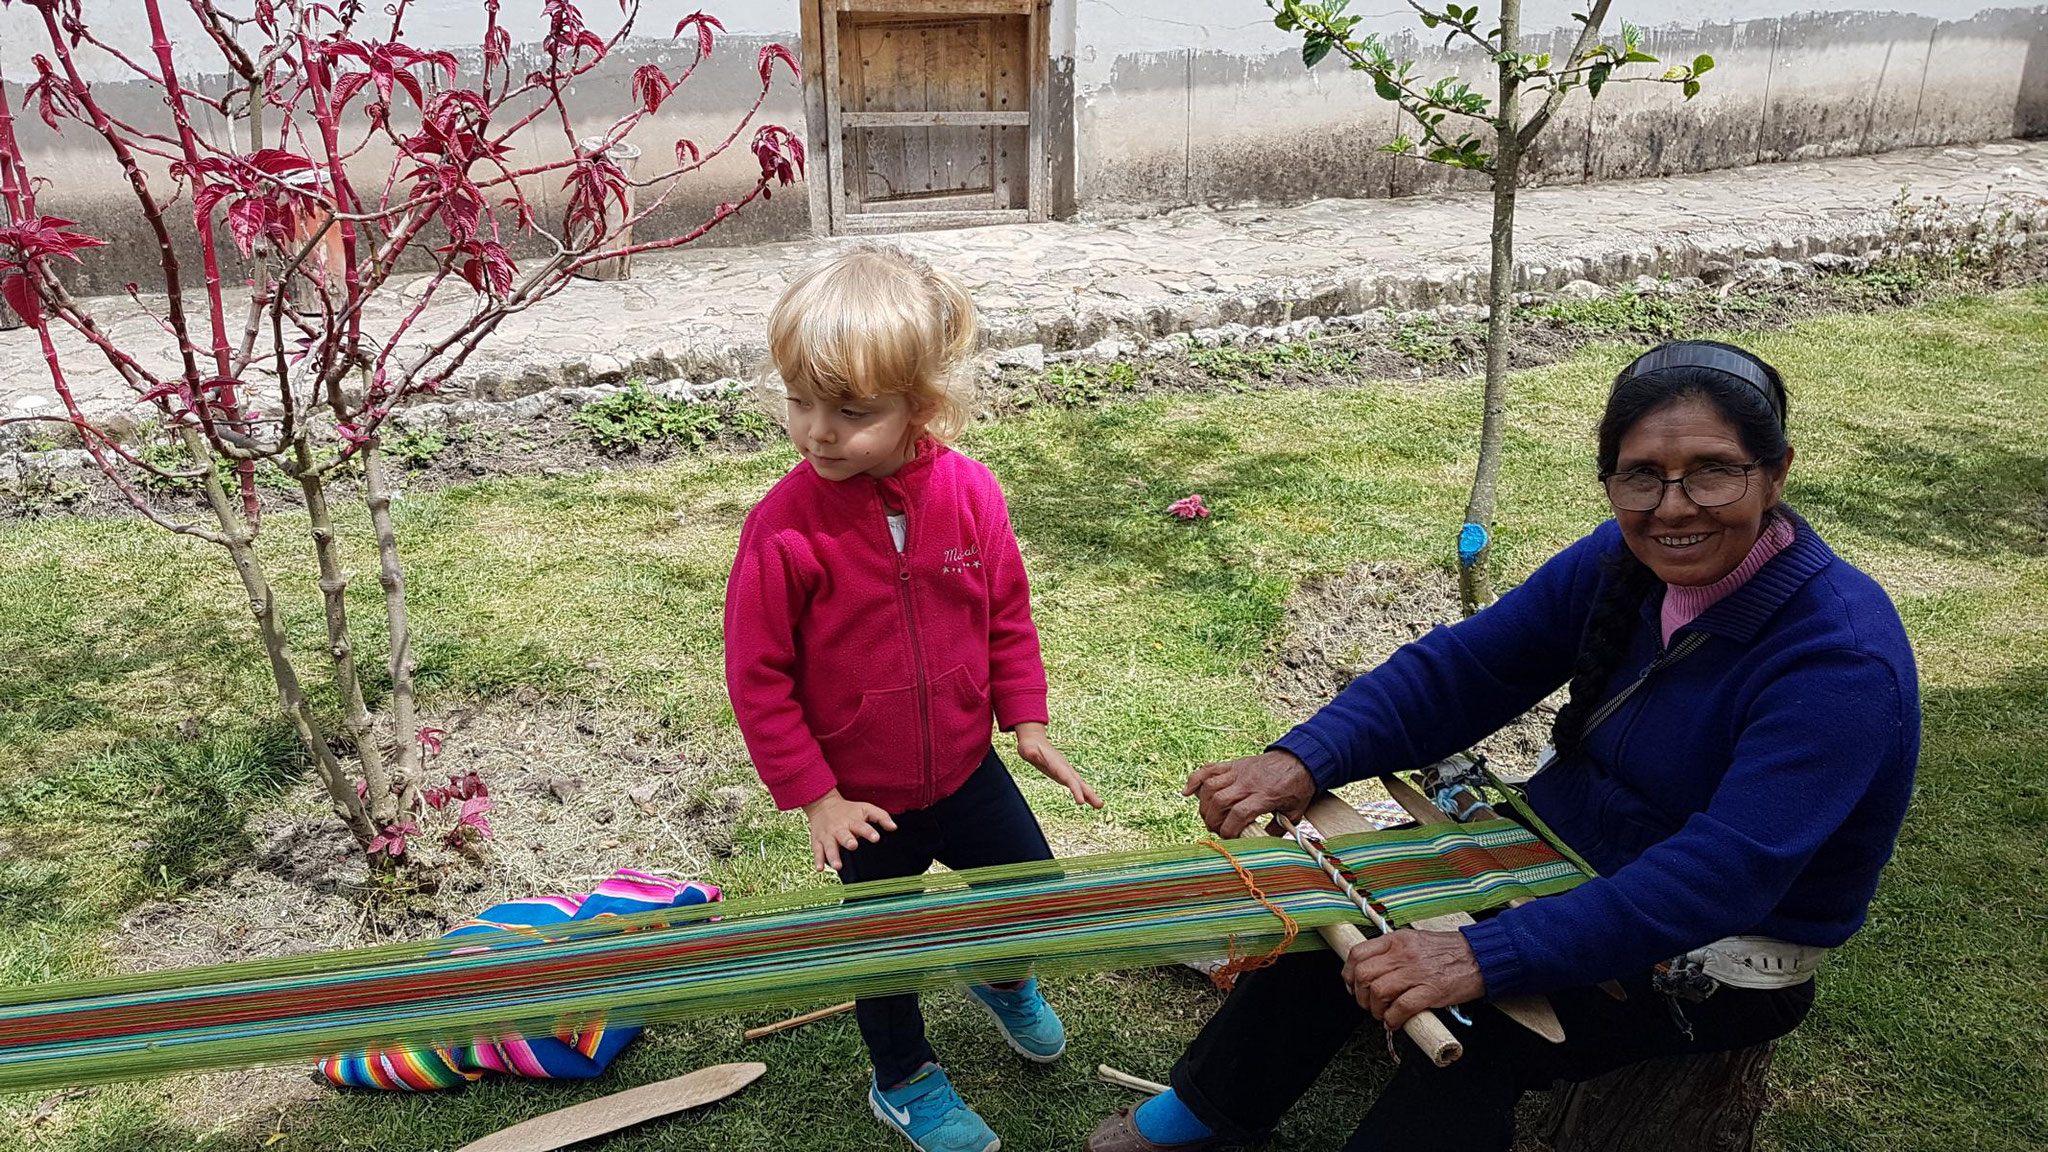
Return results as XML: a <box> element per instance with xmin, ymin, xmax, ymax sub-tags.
<box><xmin>1548</xmin><ymin>340</ymin><xmax>1792</xmax><ymax>758</ymax></box>
<box><xmin>1549</xmin><ymin>548</ymin><xmax>1660</xmax><ymax>759</ymax></box>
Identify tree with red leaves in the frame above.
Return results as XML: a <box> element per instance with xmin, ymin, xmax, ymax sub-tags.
<box><xmin>0</xmin><ymin>0</ymin><xmax>804</xmax><ymax>858</ymax></box>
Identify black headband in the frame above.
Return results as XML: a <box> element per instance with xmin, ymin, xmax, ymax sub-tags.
<box><xmin>1618</xmin><ymin>343</ymin><xmax>1784</xmax><ymax>425</ymax></box>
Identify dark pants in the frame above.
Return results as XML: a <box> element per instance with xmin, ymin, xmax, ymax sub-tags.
<box><xmin>835</xmin><ymin>748</ymin><xmax>1055</xmax><ymax>1087</ymax></box>
<box><xmin>1170</xmin><ymin>949</ymin><xmax>1814</xmax><ymax>1151</ymax></box>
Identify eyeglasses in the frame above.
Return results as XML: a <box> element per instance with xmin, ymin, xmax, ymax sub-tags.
<box><xmin>1600</xmin><ymin>461</ymin><xmax>1760</xmax><ymax>512</ymax></box>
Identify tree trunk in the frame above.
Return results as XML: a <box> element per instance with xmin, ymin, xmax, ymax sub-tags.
<box><xmin>1458</xmin><ymin>0</ymin><xmax>1523</xmax><ymax>616</ymax></box>
<box><xmin>1533</xmin><ymin>1043</ymin><xmax>1777</xmax><ymax>1152</ymax></box>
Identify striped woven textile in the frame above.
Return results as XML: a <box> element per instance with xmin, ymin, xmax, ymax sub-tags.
<box><xmin>0</xmin><ymin>820</ymin><xmax>1583</xmax><ymax>1093</ymax></box>
<box><xmin>315</xmin><ymin>870</ymin><xmax>719</xmax><ymax>1091</ymax></box>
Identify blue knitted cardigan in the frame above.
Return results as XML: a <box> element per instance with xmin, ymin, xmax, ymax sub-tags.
<box><xmin>1273</xmin><ymin>515</ymin><xmax>1919</xmax><ymax>999</ymax></box>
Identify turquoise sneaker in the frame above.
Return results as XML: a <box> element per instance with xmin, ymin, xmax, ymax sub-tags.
<box><xmin>869</xmin><ymin>1063</ymin><xmax>1000</xmax><ymax>1152</ymax></box>
<box><xmin>968</xmin><ymin>978</ymin><xmax>1066</xmax><ymax>1063</ymax></box>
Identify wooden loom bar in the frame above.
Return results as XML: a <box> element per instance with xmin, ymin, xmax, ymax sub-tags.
<box><xmin>1296</xmin><ymin>794</ymin><xmax>1464</xmax><ymax>1066</ymax></box>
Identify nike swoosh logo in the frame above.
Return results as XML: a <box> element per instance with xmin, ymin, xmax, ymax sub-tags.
<box><xmin>878</xmin><ymin>1094</ymin><xmax>913</xmax><ymax>1127</ymax></box>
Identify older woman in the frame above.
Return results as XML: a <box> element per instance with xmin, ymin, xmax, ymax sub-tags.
<box><xmin>1089</xmin><ymin>340</ymin><xmax>1918</xmax><ymax>1151</ymax></box>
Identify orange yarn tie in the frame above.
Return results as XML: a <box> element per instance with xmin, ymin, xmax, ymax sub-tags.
<box><xmin>1197</xmin><ymin>838</ymin><xmax>1301</xmax><ymax>991</ymax></box>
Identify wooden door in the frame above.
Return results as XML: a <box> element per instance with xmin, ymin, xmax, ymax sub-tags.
<box><xmin>807</xmin><ymin>1</ymin><xmax>1048</xmax><ymax>234</ymax></box>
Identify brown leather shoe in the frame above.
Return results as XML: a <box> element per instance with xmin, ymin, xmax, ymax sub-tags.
<box><xmin>1085</xmin><ymin>1105</ymin><xmax>1228</xmax><ymax>1152</ymax></box>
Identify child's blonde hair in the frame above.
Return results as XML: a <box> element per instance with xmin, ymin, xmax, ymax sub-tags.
<box><xmin>767</xmin><ymin>244</ymin><xmax>977</xmax><ymax>442</ymax></box>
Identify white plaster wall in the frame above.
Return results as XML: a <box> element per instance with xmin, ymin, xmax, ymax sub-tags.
<box><xmin>1068</xmin><ymin>0</ymin><xmax>2048</xmax><ymax>213</ymax></box>
<box><xmin>1</xmin><ymin>2</ymin><xmax>801</xmax><ymax>78</ymax></box>
<box><xmin>2</xmin><ymin>1</ymin><xmax>810</xmax><ymax>285</ymax></box>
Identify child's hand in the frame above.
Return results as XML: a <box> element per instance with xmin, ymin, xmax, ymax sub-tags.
<box><xmin>801</xmin><ymin>789</ymin><xmax>898</xmax><ymax>872</ymax></box>
<box><xmin>1015</xmin><ymin>722</ymin><xmax>1103</xmax><ymax>809</ymax></box>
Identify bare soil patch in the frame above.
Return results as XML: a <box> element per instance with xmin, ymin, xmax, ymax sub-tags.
<box><xmin>1260</xmin><ymin>561</ymin><xmax>1562</xmax><ymax>780</ymax></box>
<box><xmin>101</xmin><ymin>694</ymin><xmax>764</xmax><ymax>1131</ymax></box>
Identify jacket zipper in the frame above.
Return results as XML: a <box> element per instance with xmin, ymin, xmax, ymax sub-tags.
<box><xmin>883</xmin><ymin>484</ymin><xmax>935</xmax><ymax>808</ymax></box>
<box><xmin>1583</xmin><ymin>630</ymin><xmax>1709</xmax><ymax>736</ymax></box>
<box><xmin>1604</xmin><ymin>630</ymin><xmax>1711</xmax><ymax>765</ymax></box>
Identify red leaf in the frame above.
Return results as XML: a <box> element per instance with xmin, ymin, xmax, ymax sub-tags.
<box><xmin>422</xmin><ymin>49</ymin><xmax>459</xmax><ymax>87</ymax></box>
<box><xmin>457</xmin><ymin>794</ymin><xmax>494</xmax><ymax>835</ymax></box>
<box><xmin>418</xmin><ymin>726</ymin><xmax>447</xmax><ymax>756</ymax></box>
<box><xmin>138</xmin><ymin>380</ymin><xmax>191</xmax><ymax>406</ymax></box>
<box><xmin>675</xmin><ymin>12</ymin><xmax>722</xmax><ymax>57</ymax></box>
<box><xmin>501</xmin><ymin>195</ymin><xmax>539</xmax><ymax>234</ymax></box>
<box><xmin>246</xmin><ymin>148</ymin><xmax>316</xmax><ymax>176</ymax></box>
<box><xmin>0</xmin><ymin>273</ymin><xmax>39</xmax><ymax>327</ymax></box>
<box><xmin>394</xmin><ymin>70</ymin><xmax>425</xmax><ymax>109</ymax></box>
<box><xmin>0</xmin><ymin>214</ymin><xmax>109</xmax><ymax>264</ymax></box>
<box><xmin>331</xmin><ymin>70</ymin><xmax>372</xmax><ymax>112</ymax></box>
<box><xmin>752</xmin><ymin>125</ymin><xmax>806</xmax><ymax>186</ymax></box>
<box><xmin>225</xmin><ymin>198</ymin><xmax>269</xmax><ymax>256</ymax></box>
<box><xmin>757</xmin><ymin>43</ymin><xmax>799</xmax><ymax>86</ymax></box>
<box><xmin>193</xmin><ymin>183</ymin><xmax>234</xmax><ymax>218</ymax></box>
<box><xmin>367</xmin><ymin>821</ymin><xmax>417</xmax><ymax>857</ymax></box>
<box><xmin>631</xmin><ymin>64</ymin><xmax>674</xmax><ymax>113</ymax></box>
<box><xmin>480</xmin><ymin>28</ymin><xmax>508</xmax><ymax>72</ymax></box>
<box><xmin>324</xmin><ymin>39</ymin><xmax>373</xmax><ymax>66</ymax></box>
<box><xmin>480</xmin><ymin>241</ymin><xmax>516</xmax><ymax>295</ymax></box>
<box><xmin>439</xmin><ymin>188</ymin><xmax>482</xmax><ymax>241</ymax></box>
<box><xmin>25</xmin><ymin>56</ymin><xmax>79</xmax><ymax>131</ymax></box>
<box><xmin>674</xmin><ymin>138</ymin><xmax>700</xmax><ymax>167</ymax></box>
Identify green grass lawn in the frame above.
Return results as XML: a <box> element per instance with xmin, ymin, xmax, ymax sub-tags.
<box><xmin>3</xmin><ymin>289</ymin><xmax>2045</xmax><ymax>1150</ymax></box>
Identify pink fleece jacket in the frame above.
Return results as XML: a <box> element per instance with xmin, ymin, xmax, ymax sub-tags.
<box><xmin>724</xmin><ymin>439</ymin><xmax>1051</xmax><ymax>813</ymax></box>
<box><xmin>1661</xmin><ymin>513</ymin><xmax>1798</xmax><ymax>645</ymax></box>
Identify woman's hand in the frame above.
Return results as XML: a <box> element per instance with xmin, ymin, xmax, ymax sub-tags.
<box><xmin>800</xmin><ymin>788</ymin><xmax>898</xmax><ymax>872</ymax></box>
<box><xmin>1016</xmin><ymin>722</ymin><xmax>1103</xmax><ymax>809</ymax></box>
<box><xmin>1342</xmin><ymin>929</ymin><xmax>1487</xmax><ymax>1029</ymax></box>
<box><xmin>1182</xmin><ymin>750</ymin><xmax>1316</xmax><ymax>838</ymax></box>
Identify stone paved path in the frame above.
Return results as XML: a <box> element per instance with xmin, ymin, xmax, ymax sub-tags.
<box><xmin>3</xmin><ymin>140</ymin><xmax>2043</xmax><ymax>423</ymax></box>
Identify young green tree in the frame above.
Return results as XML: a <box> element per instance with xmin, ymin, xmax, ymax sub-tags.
<box><xmin>1271</xmin><ymin>0</ymin><xmax>1710</xmax><ymax>612</ymax></box>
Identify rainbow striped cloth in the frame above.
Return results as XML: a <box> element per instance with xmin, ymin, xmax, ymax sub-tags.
<box><xmin>315</xmin><ymin>869</ymin><xmax>719</xmax><ymax>1091</ymax></box>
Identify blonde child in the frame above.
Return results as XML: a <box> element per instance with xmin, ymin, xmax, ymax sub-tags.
<box><xmin>724</xmin><ymin>245</ymin><xmax>1101</xmax><ymax>1152</ymax></box>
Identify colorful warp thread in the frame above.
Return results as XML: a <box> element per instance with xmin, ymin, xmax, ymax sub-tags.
<box><xmin>316</xmin><ymin>870</ymin><xmax>719</xmax><ymax>1091</ymax></box>
<box><xmin>0</xmin><ymin>820</ymin><xmax>1584</xmax><ymax>1093</ymax></box>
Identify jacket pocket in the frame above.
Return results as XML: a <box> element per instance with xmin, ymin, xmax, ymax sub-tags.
<box><xmin>1598</xmin><ymin>776</ymin><xmax>1680</xmax><ymax>859</ymax></box>
<box><xmin>815</xmin><ymin>684</ymin><xmax>917</xmax><ymax>775</ymax></box>
<box><xmin>931</xmin><ymin>663</ymin><xmax>994</xmax><ymax>776</ymax></box>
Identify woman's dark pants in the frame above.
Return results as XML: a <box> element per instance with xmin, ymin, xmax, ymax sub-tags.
<box><xmin>1169</xmin><ymin>949</ymin><xmax>1814</xmax><ymax>1150</ymax></box>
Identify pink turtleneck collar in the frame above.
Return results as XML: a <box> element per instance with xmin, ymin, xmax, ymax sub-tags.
<box><xmin>1661</xmin><ymin>513</ymin><xmax>1798</xmax><ymax>645</ymax></box>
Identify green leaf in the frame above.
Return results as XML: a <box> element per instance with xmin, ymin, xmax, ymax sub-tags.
<box><xmin>1303</xmin><ymin>35</ymin><xmax>1334</xmax><ymax>69</ymax></box>
<box><xmin>1421</xmin><ymin>12</ymin><xmax>1439</xmax><ymax>28</ymax></box>
<box><xmin>1693</xmin><ymin>54</ymin><xmax>1716</xmax><ymax>76</ymax></box>
<box><xmin>1588</xmin><ymin>61</ymin><xmax>1611</xmax><ymax>98</ymax></box>
<box><xmin>1622</xmin><ymin>51</ymin><xmax>1658</xmax><ymax>64</ymax></box>
<box><xmin>1683</xmin><ymin>78</ymin><xmax>1701</xmax><ymax>100</ymax></box>
<box><xmin>1374</xmin><ymin>76</ymin><xmax>1401</xmax><ymax>102</ymax></box>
